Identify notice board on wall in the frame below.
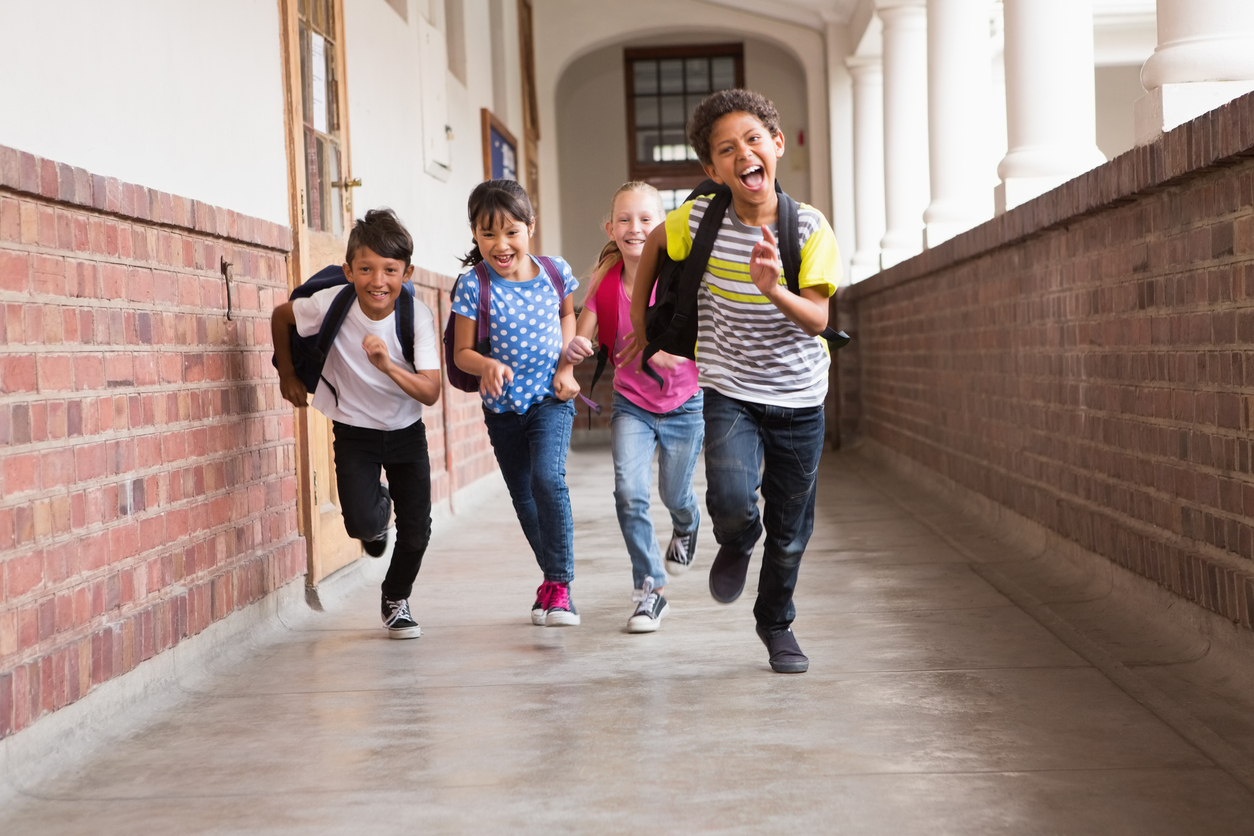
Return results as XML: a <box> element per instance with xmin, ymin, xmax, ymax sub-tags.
<box><xmin>481</xmin><ymin>109</ymin><xmax>518</xmax><ymax>181</ymax></box>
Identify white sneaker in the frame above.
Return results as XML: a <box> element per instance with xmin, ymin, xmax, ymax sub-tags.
<box><xmin>627</xmin><ymin>577</ymin><xmax>668</xmax><ymax>633</ymax></box>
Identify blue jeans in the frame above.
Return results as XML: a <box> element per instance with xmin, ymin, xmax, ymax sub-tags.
<box><xmin>702</xmin><ymin>388</ymin><xmax>825</xmax><ymax>634</ymax></box>
<box><xmin>610</xmin><ymin>391</ymin><xmax>704</xmax><ymax>589</ymax></box>
<box><xmin>483</xmin><ymin>397</ymin><xmax>577</xmax><ymax>583</ymax></box>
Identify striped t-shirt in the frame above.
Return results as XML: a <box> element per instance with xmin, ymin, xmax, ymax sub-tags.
<box><xmin>664</xmin><ymin>195</ymin><xmax>841</xmax><ymax>408</ymax></box>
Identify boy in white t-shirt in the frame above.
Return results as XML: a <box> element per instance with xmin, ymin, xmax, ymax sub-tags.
<box><xmin>271</xmin><ymin>209</ymin><xmax>442</xmax><ymax>639</ymax></box>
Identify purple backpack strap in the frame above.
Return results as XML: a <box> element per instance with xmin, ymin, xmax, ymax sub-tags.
<box><xmin>535</xmin><ymin>256</ymin><xmax>566</xmax><ymax>301</ymax></box>
<box><xmin>473</xmin><ymin>262</ymin><xmax>492</xmax><ymax>345</ymax></box>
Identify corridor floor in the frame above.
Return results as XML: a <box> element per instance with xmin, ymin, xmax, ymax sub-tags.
<box><xmin>4</xmin><ymin>447</ymin><xmax>1254</xmax><ymax>834</ymax></box>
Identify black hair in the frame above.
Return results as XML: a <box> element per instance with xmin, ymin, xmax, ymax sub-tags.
<box><xmin>345</xmin><ymin>208</ymin><xmax>414</xmax><ymax>268</ymax></box>
<box><xmin>687</xmin><ymin>89</ymin><xmax>782</xmax><ymax>166</ymax></box>
<box><xmin>461</xmin><ymin>179</ymin><xmax>536</xmax><ymax>267</ymax></box>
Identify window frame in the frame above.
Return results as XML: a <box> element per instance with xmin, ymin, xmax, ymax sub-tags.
<box><xmin>623</xmin><ymin>43</ymin><xmax>745</xmax><ymax>189</ymax></box>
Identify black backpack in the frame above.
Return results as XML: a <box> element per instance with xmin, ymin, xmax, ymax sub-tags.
<box><xmin>641</xmin><ymin>179</ymin><xmax>850</xmax><ymax>385</ymax></box>
<box><xmin>272</xmin><ymin>264</ymin><xmax>415</xmax><ymax>404</ymax></box>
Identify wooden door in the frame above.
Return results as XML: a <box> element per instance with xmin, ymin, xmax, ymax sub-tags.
<box><xmin>279</xmin><ymin>0</ymin><xmax>362</xmax><ymax>591</ymax></box>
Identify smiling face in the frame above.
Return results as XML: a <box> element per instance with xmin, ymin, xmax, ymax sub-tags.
<box><xmin>605</xmin><ymin>189</ymin><xmax>663</xmax><ymax>264</ymax></box>
<box><xmin>473</xmin><ymin>212</ymin><xmax>535</xmax><ymax>281</ymax></box>
<box><xmin>702</xmin><ymin>110</ymin><xmax>785</xmax><ymax>209</ymax></box>
<box><xmin>344</xmin><ymin>246</ymin><xmax>414</xmax><ymax>321</ymax></box>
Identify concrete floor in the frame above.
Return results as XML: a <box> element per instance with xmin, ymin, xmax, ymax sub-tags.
<box><xmin>4</xmin><ymin>447</ymin><xmax>1254</xmax><ymax>834</ymax></box>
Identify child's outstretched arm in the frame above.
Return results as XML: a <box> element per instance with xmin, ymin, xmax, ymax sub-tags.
<box><xmin>564</xmin><ymin>303</ymin><xmax>598</xmax><ymax>366</ymax></box>
<box><xmin>271</xmin><ymin>302</ymin><xmax>309</xmax><ymax>408</ymax></box>
<box><xmin>749</xmin><ymin>226</ymin><xmax>829</xmax><ymax>336</ymax></box>
<box><xmin>618</xmin><ymin>223</ymin><xmax>667</xmax><ymax>367</ymax></box>
<box><xmin>362</xmin><ymin>335</ymin><xmax>442</xmax><ymax>406</ymax></box>
<box><xmin>453</xmin><ymin>313</ymin><xmax>513</xmax><ymax>398</ymax></box>
<box><xmin>552</xmin><ymin>295</ymin><xmax>580</xmax><ymax>401</ymax></box>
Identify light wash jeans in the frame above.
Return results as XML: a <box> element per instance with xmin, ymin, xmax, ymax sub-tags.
<box><xmin>610</xmin><ymin>390</ymin><xmax>704</xmax><ymax>589</ymax></box>
<box><xmin>483</xmin><ymin>397</ymin><xmax>577</xmax><ymax>583</ymax></box>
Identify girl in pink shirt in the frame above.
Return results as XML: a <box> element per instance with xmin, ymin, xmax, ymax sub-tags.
<box><xmin>565</xmin><ymin>182</ymin><xmax>704</xmax><ymax>632</ymax></box>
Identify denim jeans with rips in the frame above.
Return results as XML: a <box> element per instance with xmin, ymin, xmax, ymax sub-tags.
<box><xmin>701</xmin><ymin>388</ymin><xmax>825</xmax><ymax>635</ymax></box>
<box><xmin>610</xmin><ymin>390</ymin><xmax>704</xmax><ymax>589</ymax></box>
<box><xmin>483</xmin><ymin>397</ymin><xmax>577</xmax><ymax>583</ymax></box>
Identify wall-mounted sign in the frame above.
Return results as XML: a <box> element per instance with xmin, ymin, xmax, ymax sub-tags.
<box><xmin>481</xmin><ymin>108</ymin><xmax>518</xmax><ymax>181</ymax></box>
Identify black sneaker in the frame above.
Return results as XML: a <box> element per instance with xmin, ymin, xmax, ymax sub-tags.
<box><xmin>709</xmin><ymin>544</ymin><xmax>752</xmax><ymax>603</ymax></box>
<box><xmin>664</xmin><ymin>527</ymin><xmax>698</xmax><ymax>576</ymax></box>
<box><xmin>381</xmin><ymin>595</ymin><xmax>421</xmax><ymax>639</ymax></box>
<box><xmin>362</xmin><ymin>525</ymin><xmax>394</xmax><ymax>558</ymax></box>
<box><xmin>544</xmin><ymin>582</ymin><xmax>580</xmax><ymax>627</ymax></box>
<box><xmin>757</xmin><ymin>626</ymin><xmax>808</xmax><ymax>673</ymax></box>
<box><xmin>628</xmin><ymin>584</ymin><xmax>669</xmax><ymax>633</ymax></box>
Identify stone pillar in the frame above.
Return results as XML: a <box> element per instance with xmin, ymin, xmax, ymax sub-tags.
<box><xmin>924</xmin><ymin>0</ymin><xmax>994</xmax><ymax>246</ymax></box>
<box><xmin>996</xmin><ymin>0</ymin><xmax>1105</xmax><ymax>213</ymax></box>
<box><xmin>877</xmin><ymin>0</ymin><xmax>930</xmax><ymax>269</ymax></box>
<box><xmin>847</xmin><ymin>56</ymin><xmax>886</xmax><ymax>282</ymax></box>
<box><xmin>1135</xmin><ymin>0</ymin><xmax>1254</xmax><ymax>144</ymax></box>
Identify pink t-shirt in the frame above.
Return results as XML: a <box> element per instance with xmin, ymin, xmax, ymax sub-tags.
<box><xmin>586</xmin><ymin>262</ymin><xmax>700</xmax><ymax>414</ymax></box>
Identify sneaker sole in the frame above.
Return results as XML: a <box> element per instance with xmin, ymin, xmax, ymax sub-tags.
<box><xmin>531</xmin><ymin>609</ymin><xmax>547</xmax><ymax>626</ymax></box>
<box><xmin>664</xmin><ymin>559</ymin><xmax>691</xmax><ymax>576</ymax></box>
<box><xmin>628</xmin><ymin>601</ymin><xmax>669</xmax><ymax>633</ymax></box>
<box><xmin>769</xmin><ymin>657</ymin><xmax>809</xmax><ymax>673</ymax></box>
<box><xmin>388</xmin><ymin>625</ymin><xmax>421</xmax><ymax>639</ymax></box>
<box><xmin>545</xmin><ymin>609</ymin><xmax>581</xmax><ymax>627</ymax></box>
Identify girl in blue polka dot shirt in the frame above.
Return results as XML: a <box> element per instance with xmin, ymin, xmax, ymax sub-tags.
<box><xmin>451</xmin><ymin>180</ymin><xmax>583</xmax><ymax>627</ymax></box>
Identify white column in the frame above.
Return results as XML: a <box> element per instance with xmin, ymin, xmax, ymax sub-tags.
<box><xmin>1135</xmin><ymin>0</ymin><xmax>1254</xmax><ymax>144</ymax></box>
<box><xmin>996</xmin><ymin>0</ymin><xmax>1105</xmax><ymax>213</ymax></box>
<box><xmin>877</xmin><ymin>0</ymin><xmax>930</xmax><ymax>269</ymax></box>
<box><xmin>924</xmin><ymin>0</ymin><xmax>994</xmax><ymax>246</ymax></box>
<box><xmin>847</xmin><ymin>56</ymin><xmax>886</xmax><ymax>282</ymax></box>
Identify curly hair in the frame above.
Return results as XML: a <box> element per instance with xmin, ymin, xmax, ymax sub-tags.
<box><xmin>687</xmin><ymin>89</ymin><xmax>781</xmax><ymax>166</ymax></box>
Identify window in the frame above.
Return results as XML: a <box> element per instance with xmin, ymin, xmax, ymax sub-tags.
<box><xmin>624</xmin><ymin>44</ymin><xmax>743</xmax><ymax>188</ymax></box>
<box><xmin>298</xmin><ymin>0</ymin><xmax>344</xmax><ymax>235</ymax></box>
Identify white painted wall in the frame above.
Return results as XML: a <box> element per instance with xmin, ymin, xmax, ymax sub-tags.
<box><xmin>0</xmin><ymin>0</ymin><xmax>289</xmax><ymax>226</ymax></box>
<box><xmin>554</xmin><ymin>34</ymin><xmax>815</xmax><ymax>289</ymax></box>
<box><xmin>533</xmin><ymin>0</ymin><xmax>833</xmax><ymax>261</ymax></box>
<box><xmin>1096</xmin><ymin>64</ymin><xmax>1145</xmax><ymax>160</ymax></box>
<box><xmin>344</xmin><ymin>0</ymin><xmax>524</xmax><ymax>278</ymax></box>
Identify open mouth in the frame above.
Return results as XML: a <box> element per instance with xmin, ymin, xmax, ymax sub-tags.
<box><xmin>493</xmin><ymin>253</ymin><xmax>516</xmax><ymax>270</ymax></box>
<box><xmin>623</xmin><ymin>237</ymin><xmax>646</xmax><ymax>247</ymax></box>
<box><xmin>739</xmin><ymin>165</ymin><xmax>765</xmax><ymax>190</ymax></box>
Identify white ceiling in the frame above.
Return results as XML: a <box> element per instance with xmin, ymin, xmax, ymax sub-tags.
<box><xmin>701</xmin><ymin>0</ymin><xmax>1155</xmax><ymax>30</ymax></box>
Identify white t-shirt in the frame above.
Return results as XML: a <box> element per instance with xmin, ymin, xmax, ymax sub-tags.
<box><xmin>292</xmin><ymin>286</ymin><xmax>440</xmax><ymax>431</ymax></box>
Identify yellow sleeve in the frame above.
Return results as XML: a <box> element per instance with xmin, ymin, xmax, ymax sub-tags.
<box><xmin>798</xmin><ymin>211</ymin><xmax>841</xmax><ymax>298</ymax></box>
<box><xmin>665</xmin><ymin>200</ymin><xmax>696</xmax><ymax>262</ymax></box>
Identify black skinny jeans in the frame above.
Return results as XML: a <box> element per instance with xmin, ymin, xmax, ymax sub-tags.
<box><xmin>331</xmin><ymin>419</ymin><xmax>431</xmax><ymax>600</ymax></box>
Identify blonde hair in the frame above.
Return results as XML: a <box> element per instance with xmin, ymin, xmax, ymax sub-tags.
<box><xmin>586</xmin><ymin>181</ymin><xmax>665</xmax><ymax>297</ymax></box>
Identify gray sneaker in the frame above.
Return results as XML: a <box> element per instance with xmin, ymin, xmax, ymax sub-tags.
<box><xmin>628</xmin><ymin>577</ymin><xmax>669</xmax><ymax>633</ymax></box>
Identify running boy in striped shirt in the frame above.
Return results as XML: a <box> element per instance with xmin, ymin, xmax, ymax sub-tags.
<box><xmin>620</xmin><ymin>89</ymin><xmax>841</xmax><ymax>673</ymax></box>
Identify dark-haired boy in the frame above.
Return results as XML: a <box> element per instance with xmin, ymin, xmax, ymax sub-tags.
<box><xmin>271</xmin><ymin>208</ymin><xmax>442</xmax><ymax>639</ymax></box>
<box><xmin>623</xmin><ymin>90</ymin><xmax>841</xmax><ymax>673</ymax></box>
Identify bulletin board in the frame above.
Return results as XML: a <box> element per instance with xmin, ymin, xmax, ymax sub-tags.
<box><xmin>481</xmin><ymin>108</ymin><xmax>519</xmax><ymax>181</ymax></box>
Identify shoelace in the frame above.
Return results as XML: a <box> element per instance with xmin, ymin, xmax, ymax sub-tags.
<box><xmin>666</xmin><ymin>534</ymin><xmax>689</xmax><ymax>564</ymax></box>
<box><xmin>534</xmin><ymin>580</ymin><xmax>553</xmax><ymax>610</ymax></box>
<box><xmin>548</xmin><ymin>582</ymin><xmax>572</xmax><ymax>611</ymax></box>
<box><xmin>384</xmin><ymin>599</ymin><xmax>412</xmax><ymax>627</ymax></box>
<box><xmin>632</xmin><ymin>576</ymin><xmax>656</xmax><ymax>615</ymax></box>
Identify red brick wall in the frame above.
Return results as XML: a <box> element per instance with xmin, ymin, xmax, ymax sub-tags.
<box><xmin>0</xmin><ymin>145</ymin><xmax>303</xmax><ymax>737</ymax></box>
<box><xmin>838</xmin><ymin>93</ymin><xmax>1254</xmax><ymax>632</ymax></box>
<box><xmin>0</xmin><ymin>146</ymin><xmax>501</xmax><ymax>740</ymax></box>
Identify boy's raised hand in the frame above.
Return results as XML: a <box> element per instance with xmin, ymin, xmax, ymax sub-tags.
<box><xmin>479</xmin><ymin>358</ymin><xmax>514</xmax><ymax>399</ymax></box>
<box><xmin>749</xmin><ymin>225</ymin><xmax>784</xmax><ymax>299</ymax></box>
<box><xmin>362</xmin><ymin>334</ymin><xmax>393</xmax><ymax>373</ymax></box>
